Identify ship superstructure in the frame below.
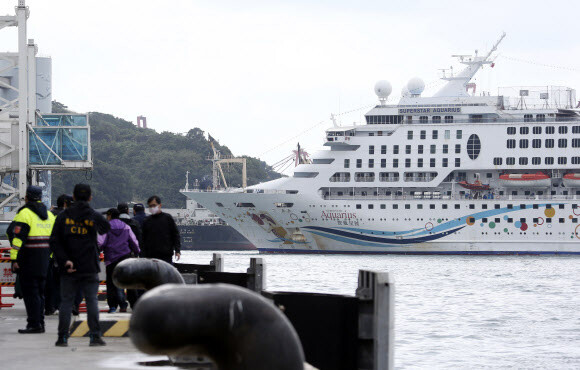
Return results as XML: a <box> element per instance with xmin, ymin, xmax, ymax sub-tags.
<box><xmin>182</xmin><ymin>34</ymin><xmax>580</xmax><ymax>254</ymax></box>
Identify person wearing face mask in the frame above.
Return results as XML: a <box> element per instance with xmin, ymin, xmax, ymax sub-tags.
<box><xmin>141</xmin><ymin>195</ymin><xmax>181</xmax><ymax>264</ymax></box>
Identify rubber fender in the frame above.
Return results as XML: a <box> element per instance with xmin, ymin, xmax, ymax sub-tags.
<box><xmin>130</xmin><ymin>283</ymin><xmax>305</xmax><ymax>370</ymax></box>
<box><xmin>113</xmin><ymin>258</ymin><xmax>184</xmax><ymax>290</ymax></box>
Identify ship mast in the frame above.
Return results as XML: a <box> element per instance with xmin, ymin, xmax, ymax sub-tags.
<box><xmin>207</xmin><ymin>141</ymin><xmax>247</xmax><ymax>190</ymax></box>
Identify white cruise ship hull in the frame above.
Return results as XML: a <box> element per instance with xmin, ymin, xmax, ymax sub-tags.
<box><xmin>182</xmin><ymin>191</ymin><xmax>580</xmax><ymax>254</ymax></box>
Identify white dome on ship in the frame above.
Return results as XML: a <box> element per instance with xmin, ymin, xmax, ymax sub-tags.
<box><xmin>401</xmin><ymin>85</ymin><xmax>410</xmax><ymax>97</ymax></box>
<box><xmin>374</xmin><ymin>80</ymin><xmax>392</xmax><ymax>98</ymax></box>
<box><xmin>407</xmin><ymin>77</ymin><xmax>425</xmax><ymax>95</ymax></box>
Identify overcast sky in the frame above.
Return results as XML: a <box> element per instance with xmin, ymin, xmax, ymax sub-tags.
<box><xmin>1</xmin><ymin>0</ymin><xmax>580</xmax><ymax>173</ymax></box>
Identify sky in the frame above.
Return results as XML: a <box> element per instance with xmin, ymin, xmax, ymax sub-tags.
<box><xmin>1</xmin><ymin>0</ymin><xmax>580</xmax><ymax>174</ymax></box>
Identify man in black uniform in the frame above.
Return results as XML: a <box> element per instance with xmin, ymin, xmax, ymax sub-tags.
<box><xmin>142</xmin><ymin>195</ymin><xmax>181</xmax><ymax>264</ymax></box>
<box><xmin>50</xmin><ymin>184</ymin><xmax>110</xmax><ymax>347</ymax></box>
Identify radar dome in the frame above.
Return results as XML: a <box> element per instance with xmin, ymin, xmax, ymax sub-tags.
<box><xmin>407</xmin><ymin>77</ymin><xmax>425</xmax><ymax>95</ymax></box>
<box><xmin>374</xmin><ymin>80</ymin><xmax>392</xmax><ymax>98</ymax></box>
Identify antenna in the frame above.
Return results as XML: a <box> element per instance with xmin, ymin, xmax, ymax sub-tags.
<box><xmin>331</xmin><ymin>113</ymin><xmax>338</xmax><ymax>127</ymax></box>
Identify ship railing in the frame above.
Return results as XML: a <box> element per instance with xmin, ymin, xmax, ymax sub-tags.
<box><xmin>399</xmin><ymin>117</ymin><xmax>580</xmax><ymax>125</ymax></box>
<box><xmin>322</xmin><ymin>194</ymin><xmax>579</xmax><ymax>201</ymax></box>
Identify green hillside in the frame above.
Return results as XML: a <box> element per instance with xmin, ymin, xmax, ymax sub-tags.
<box><xmin>51</xmin><ymin>102</ymin><xmax>281</xmax><ymax>208</ymax></box>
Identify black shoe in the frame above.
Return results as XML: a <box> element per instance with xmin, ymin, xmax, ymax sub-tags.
<box><xmin>18</xmin><ymin>327</ymin><xmax>44</xmax><ymax>334</ymax></box>
<box><xmin>89</xmin><ymin>334</ymin><xmax>106</xmax><ymax>346</ymax></box>
<box><xmin>72</xmin><ymin>306</ymin><xmax>79</xmax><ymax>316</ymax></box>
<box><xmin>55</xmin><ymin>335</ymin><xmax>68</xmax><ymax>347</ymax></box>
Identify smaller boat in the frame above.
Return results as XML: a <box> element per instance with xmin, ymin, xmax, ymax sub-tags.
<box><xmin>563</xmin><ymin>173</ymin><xmax>580</xmax><ymax>188</ymax></box>
<box><xmin>498</xmin><ymin>172</ymin><xmax>551</xmax><ymax>187</ymax></box>
<box><xmin>458</xmin><ymin>180</ymin><xmax>491</xmax><ymax>191</ymax></box>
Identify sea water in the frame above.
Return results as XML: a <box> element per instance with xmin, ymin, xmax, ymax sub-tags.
<box><xmin>181</xmin><ymin>251</ymin><xmax>580</xmax><ymax>369</ymax></box>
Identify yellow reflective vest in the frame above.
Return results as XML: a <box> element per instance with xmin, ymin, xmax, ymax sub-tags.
<box><xmin>8</xmin><ymin>204</ymin><xmax>56</xmax><ymax>263</ymax></box>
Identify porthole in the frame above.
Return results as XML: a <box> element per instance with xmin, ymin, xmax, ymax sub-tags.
<box><xmin>467</xmin><ymin>134</ymin><xmax>481</xmax><ymax>160</ymax></box>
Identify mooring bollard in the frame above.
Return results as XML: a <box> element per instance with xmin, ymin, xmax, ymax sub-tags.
<box><xmin>129</xmin><ymin>283</ymin><xmax>305</xmax><ymax>370</ymax></box>
<box><xmin>113</xmin><ymin>258</ymin><xmax>184</xmax><ymax>290</ymax></box>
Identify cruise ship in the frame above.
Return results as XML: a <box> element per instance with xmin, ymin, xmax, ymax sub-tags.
<box><xmin>182</xmin><ymin>33</ymin><xmax>580</xmax><ymax>254</ymax></box>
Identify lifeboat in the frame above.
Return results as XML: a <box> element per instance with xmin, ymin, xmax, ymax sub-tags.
<box><xmin>458</xmin><ymin>180</ymin><xmax>491</xmax><ymax>191</ymax></box>
<box><xmin>563</xmin><ymin>173</ymin><xmax>580</xmax><ymax>188</ymax></box>
<box><xmin>498</xmin><ymin>172</ymin><xmax>551</xmax><ymax>188</ymax></box>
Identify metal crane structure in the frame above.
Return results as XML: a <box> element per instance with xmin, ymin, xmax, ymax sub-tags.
<box><xmin>207</xmin><ymin>142</ymin><xmax>247</xmax><ymax>190</ymax></box>
<box><xmin>0</xmin><ymin>1</ymin><xmax>92</xmax><ymax>217</ymax></box>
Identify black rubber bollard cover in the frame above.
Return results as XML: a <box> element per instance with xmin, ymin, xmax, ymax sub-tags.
<box><xmin>113</xmin><ymin>258</ymin><xmax>184</xmax><ymax>290</ymax></box>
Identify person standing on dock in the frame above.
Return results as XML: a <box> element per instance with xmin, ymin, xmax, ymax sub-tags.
<box><xmin>50</xmin><ymin>184</ymin><xmax>110</xmax><ymax>347</ymax></box>
<box><xmin>132</xmin><ymin>203</ymin><xmax>146</xmax><ymax>229</ymax></box>
<box><xmin>7</xmin><ymin>186</ymin><xmax>56</xmax><ymax>334</ymax></box>
<box><xmin>142</xmin><ymin>196</ymin><xmax>181</xmax><ymax>264</ymax></box>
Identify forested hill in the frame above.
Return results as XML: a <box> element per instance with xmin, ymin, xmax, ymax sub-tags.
<box><xmin>51</xmin><ymin>102</ymin><xmax>281</xmax><ymax>208</ymax></box>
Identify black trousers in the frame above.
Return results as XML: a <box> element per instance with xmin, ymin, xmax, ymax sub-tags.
<box><xmin>19</xmin><ymin>273</ymin><xmax>46</xmax><ymax>329</ymax></box>
<box><xmin>59</xmin><ymin>274</ymin><xmax>100</xmax><ymax>337</ymax></box>
<box><xmin>44</xmin><ymin>259</ymin><xmax>60</xmax><ymax>312</ymax></box>
<box><xmin>106</xmin><ymin>258</ymin><xmax>128</xmax><ymax>309</ymax></box>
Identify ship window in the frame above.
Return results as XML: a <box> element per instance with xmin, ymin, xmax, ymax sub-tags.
<box><xmin>508</xmin><ymin>204</ymin><xmax>513</xmax><ymax>209</ymax></box>
<box><xmin>216</xmin><ymin>202</ymin><xmax>224</xmax><ymax>207</ymax></box>
<box><xmin>369</xmin><ymin>145</ymin><xmax>375</xmax><ymax>154</ymax></box>
<box><xmin>546</xmin><ymin>126</ymin><xmax>555</xmax><ymax>134</ymax></box>
<box><xmin>344</xmin><ymin>159</ymin><xmax>350</xmax><ymax>168</ymax></box>
<box><xmin>393</xmin><ymin>204</ymin><xmax>398</xmax><ymax>209</ymax></box>
<box><xmin>356</xmin><ymin>159</ymin><xmax>362</xmax><ymax>168</ymax></box>
<box><xmin>313</xmin><ymin>158</ymin><xmax>335</xmax><ymax>164</ymax></box>
<box><xmin>456</xmin><ymin>130</ymin><xmax>463</xmax><ymax>139</ymax></box>
<box><xmin>379</xmin><ymin>172</ymin><xmax>399</xmax><ymax>182</ymax></box>
<box><xmin>454</xmin><ymin>204</ymin><xmax>460</xmax><ymax>209</ymax></box>
<box><xmin>495</xmin><ymin>218</ymin><xmax>501</xmax><ymax>223</ymax></box>
<box><xmin>533</xmin><ymin>126</ymin><xmax>542</xmax><ymax>134</ymax></box>
<box><xmin>493</xmin><ymin>157</ymin><xmax>503</xmax><ymax>165</ymax></box>
<box><xmin>559</xmin><ymin>126</ymin><xmax>568</xmax><ymax>134</ymax></box>
<box><xmin>420</xmin><ymin>130</ymin><xmax>426</xmax><ymax>139</ymax></box>
<box><xmin>408</xmin><ymin>131</ymin><xmax>413</xmax><ymax>139</ymax></box>
<box><xmin>519</xmin><ymin>157</ymin><xmax>528</xmax><ymax>165</ymax></box>
<box><xmin>405</xmin><ymin>204</ymin><xmax>411</xmax><ymax>209</ymax></box>
<box><xmin>432</xmin><ymin>130</ymin><xmax>439</xmax><ymax>139</ymax></box>
<box><xmin>533</xmin><ymin>217</ymin><xmax>539</xmax><ymax>223</ymax></box>
<box><xmin>506</xmin><ymin>157</ymin><xmax>515</xmax><ymax>165</ymax></box>
<box><xmin>573</xmin><ymin>126</ymin><xmax>580</xmax><ymax>134</ymax></box>
<box><xmin>507</xmin><ymin>127</ymin><xmax>516</xmax><ymax>135</ymax></box>
<box><xmin>532</xmin><ymin>157</ymin><xmax>541</xmax><ymax>165</ymax></box>
<box><xmin>369</xmin><ymin>133</ymin><xmax>374</xmax><ymax>136</ymax></box>
<box><xmin>368</xmin><ymin>159</ymin><xmax>374</xmax><ymax>168</ymax></box>
<box><xmin>406</xmin><ymin>145</ymin><xmax>411</xmax><ymax>154</ymax></box>
<box><xmin>418</xmin><ymin>145</ymin><xmax>424</xmax><ymax>154</ymax></box>
<box><xmin>536</xmin><ymin>114</ymin><xmax>545</xmax><ymax>122</ymax></box>
<box><xmin>520</xmin><ymin>126</ymin><xmax>529</xmax><ymax>134</ymax></box>
<box><xmin>368</xmin><ymin>204</ymin><xmax>374</xmax><ymax>209</ymax></box>
<box><xmin>430</xmin><ymin>145</ymin><xmax>436</xmax><ymax>154</ymax></box>
<box><xmin>545</xmin><ymin>157</ymin><xmax>554</xmax><ymax>165</ymax></box>
<box><xmin>393</xmin><ymin>159</ymin><xmax>399</xmax><ymax>168</ymax></box>
<box><xmin>507</xmin><ymin>139</ymin><xmax>516</xmax><ymax>149</ymax></box>
<box><xmin>356</xmin><ymin>204</ymin><xmax>361</xmax><ymax>209</ymax></box>
<box><xmin>487</xmin><ymin>173</ymin><xmax>492</xmax><ymax>178</ymax></box>
<box><xmin>469</xmin><ymin>204</ymin><xmax>475</xmax><ymax>209</ymax></box>
<box><xmin>235</xmin><ymin>203</ymin><xmax>256</xmax><ymax>207</ymax></box>
<box><xmin>417</xmin><ymin>204</ymin><xmax>423</xmax><ymax>209</ymax></box>
<box><xmin>532</xmin><ymin>139</ymin><xmax>541</xmax><ymax>148</ymax></box>
<box><xmin>381</xmin><ymin>145</ymin><xmax>387</xmax><ymax>154</ymax></box>
<box><xmin>381</xmin><ymin>159</ymin><xmax>386</xmax><ymax>168</ymax></box>
<box><xmin>467</xmin><ymin>134</ymin><xmax>480</xmax><ymax>160</ymax></box>
<box><xmin>519</xmin><ymin>139</ymin><xmax>529</xmax><ymax>148</ymax></box>
<box><xmin>393</xmin><ymin>145</ymin><xmax>399</xmax><ymax>154</ymax></box>
<box><xmin>558</xmin><ymin>138</ymin><xmax>567</xmax><ymax>148</ymax></box>
<box><xmin>355</xmin><ymin>172</ymin><xmax>375</xmax><ymax>182</ymax></box>
<box><xmin>430</xmin><ymin>158</ymin><xmax>436</xmax><ymax>167</ymax></box>
<box><xmin>455</xmin><ymin>144</ymin><xmax>461</xmax><ymax>154</ymax></box>
<box><xmin>507</xmin><ymin>218</ymin><xmax>513</xmax><ymax>223</ymax></box>
<box><xmin>419</xmin><ymin>116</ymin><xmax>428</xmax><ymax>123</ymax></box>
<box><xmin>482</xmin><ymin>204</ymin><xmax>488</xmax><ymax>209</ymax></box>
<box><xmin>559</xmin><ymin>218</ymin><xmax>565</xmax><ymax>223</ymax></box>
<box><xmin>445</xmin><ymin>116</ymin><xmax>453</xmax><ymax>123</ymax></box>
<box><xmin>432</xmin><ymin>116</ymin><xmax>441</xmax><ymax>124</ymax></box>
<box><xmin>445</xmin><ymin>130</ymin><xmax>451</xmax><ymax>139</ymax></box>
<box><xmin>482</xmin><ymin>218</ymin><xmax>488</xmax><ymax>223</ymax></box>
<box><xmin>574</xmin><ymin>204</ymin><xmax>578</xmax><ymax>209</ymax></box>
<box><xmin>545</xmin><ymin>139</ymin><xmax>554</xmax><ymax>148</ymax></box>
<box><xmin>405</xmin><ymin>158</ymin><xmax>411</xmax><ymax>168</ymax></box>
<box><xmin>559</xmin><ymin>204</ymin><xmax>565</xmax><ymax>209</ymax></box>
<box><xmin>573</xmin><ymin>139</ymin><xmax>580</xmax><ymax>148</ymax></box>
<box><xmin>276</xmin><ymin>203</ymin><xmax>294</xmax><ymax>208</ymax></box>
<box><xmin>442</xmin><ymin>204</ymin><xmax>448</xmax><ymax>209</ymax></box>
<box><xmin>558</xmin><ymin>157</ymin><xmax>567</xmax><ymax>165</ymax></box>
<box><xmin>443</xmin><ymin>144</ymin><xmax>449</xmax><ymax>154</ymax></box>
<box><xmin>572</xmin><ymin>157</ymin><xmax>580</xmax><ymax>165</ymax></box>
<box><xmin>329</xmin><ymin>172</ymin><xmax>351</xmax><ymax>182</ymax></box>
<box><xmin>524</xmin><ymin>114</ymin><xmax>533</xmax><ymax>122</ymax></box>
<box><xmin>418</xmin><ymin>158</ymin><xmax>423</xmax><ymax>168</ymax></box>
<box><xmin>380</xmin><ymin>204</ymin><xmax>386</xmax><ymax>209</ymax></box>
<box><xmin>455</xmin><ymin>158</ymin><xmax>461</xmax><ymax>167</ymax></box>
<box><xmin>286</xmin><ymin>190</ymin><xmax>299</xmax><ymax>194</ymax></box>
<box><xmin>443</xmin><ymin>158</ymin><xmax>448</xmax><ymax>167</ymax></box>
<box><xmin>294</xmin><ymin>172</ymin><xmax>319</xmax><ymax>178</ymax></box>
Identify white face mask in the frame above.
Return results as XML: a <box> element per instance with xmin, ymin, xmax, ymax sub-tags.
<box><xmin>149</xmin><ymin>206</ymin><xmax>160</xmax><ymax>215</ymax></box>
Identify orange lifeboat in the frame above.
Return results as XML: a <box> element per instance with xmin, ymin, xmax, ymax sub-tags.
<box><xmin>498</xmin><ymin>172</ymin><xmax>551</xmax><ymax>187</ymax></box>
<box><xmin>563</xmin><ymin>173</ymin><xmax>580</xmax><ymax>187</ymax></box>
<box><xmin>458</xmin><ymin>180</ymin><xmax>491</xmax><ymax>191</ymax></box>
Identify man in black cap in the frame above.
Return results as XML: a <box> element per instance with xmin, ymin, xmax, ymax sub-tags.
<box><xmin>7</xmin><ymin>185</ymin><xmax>56</xmax><ymax>333</ymax></box>
<box><xmin>132</xmin><ymin>203</ymin><xmax>146</xmax><ymax>228</ymax></box>
<box><xmin>50</xmin><ymin>183</ymin><xmax>110</xmax><ymax>347</ymax></box>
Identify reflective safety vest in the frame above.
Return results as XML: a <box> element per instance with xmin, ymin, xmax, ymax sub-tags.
<box><xmin>9</xmin><ymin>205</ymin><xmax>56</xmax><ymax>261</ymax></box>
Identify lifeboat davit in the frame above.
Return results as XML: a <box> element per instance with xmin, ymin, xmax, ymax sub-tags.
<box><xmin>498</xmin><ymin>172</ymin><xmax>551</xmax><ymax>188</ymax></box>
<box><xmin>458</xmin><ymin>180</ymin><xmax>491</xmax><ymax>191</ymax></box>
<box><xmin>563</xmin><ymin>173</ymin><xmax>580</xmax><ymax>188</ymax></box>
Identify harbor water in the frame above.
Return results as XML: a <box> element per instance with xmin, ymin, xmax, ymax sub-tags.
<box><xmin>182</xmin><ymin>251</ymin><xmax>580</xmax><ymax>369</ymax></box>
